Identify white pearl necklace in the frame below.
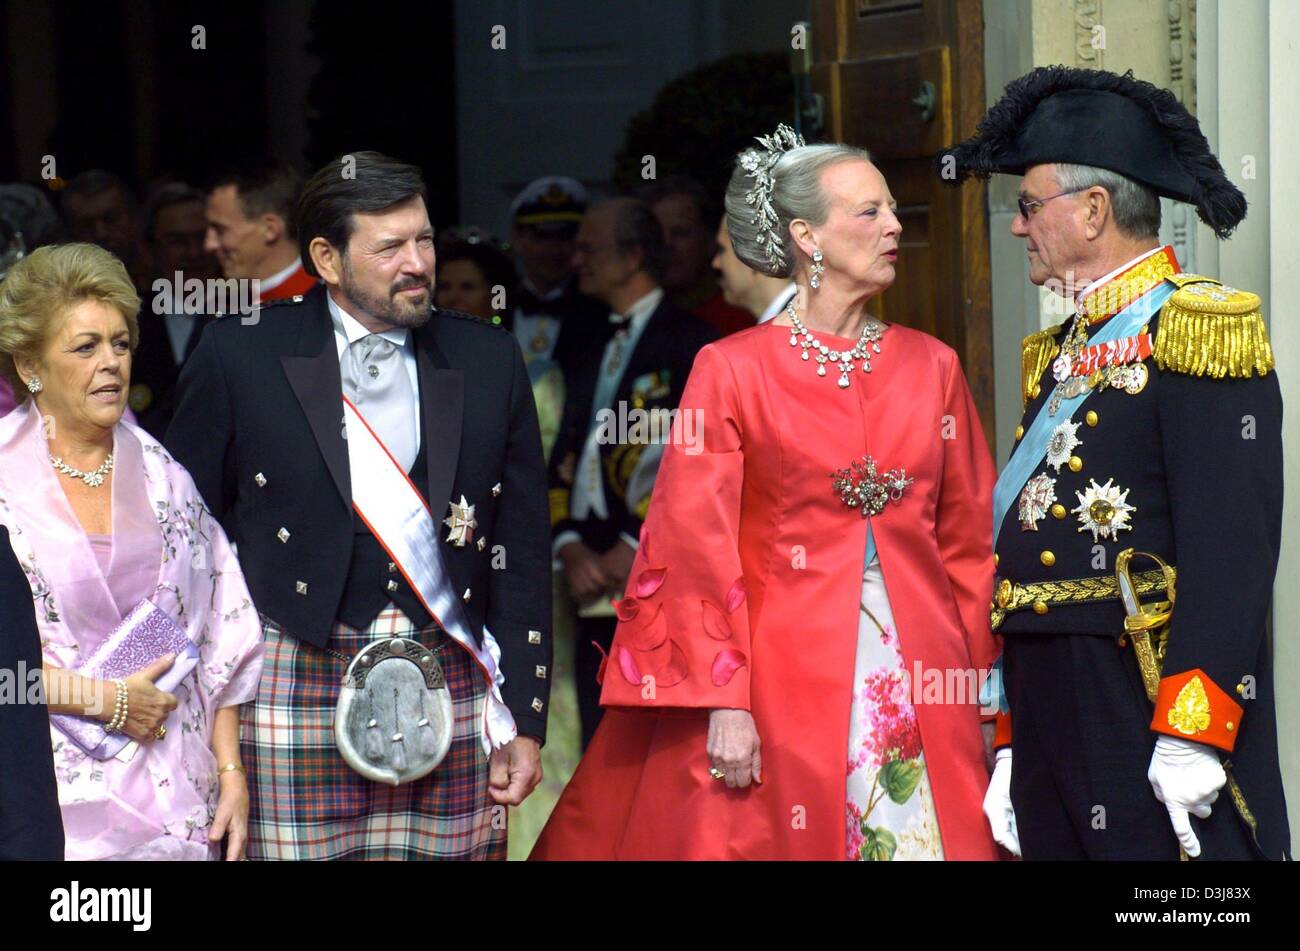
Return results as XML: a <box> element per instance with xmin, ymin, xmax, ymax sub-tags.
<box><xmin>785</xmin><ymin>301</ymin><xmax>884</xmax><ymax>388</ymax></box>
<box><xmin>50</xmin><ymin>452</ymin><xmax>114</xmax><ymax>488</ymax></box>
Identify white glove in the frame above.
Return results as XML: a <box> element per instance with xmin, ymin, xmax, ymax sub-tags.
<box><xmin>1147</xmin><ymin>735</ymin><xmax>1226</xmax><ymax>858</ymax></box>
<box><xmin>983</xmin><ymin>747</ymin><xmax>1020</xmax><ymax>857</ymax></box>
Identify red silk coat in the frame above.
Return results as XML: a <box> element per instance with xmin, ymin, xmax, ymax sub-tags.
<box><xmin>532</xmin><ymin>321</ymin><xmax>1000</xmax><ymax>860</ymax></box>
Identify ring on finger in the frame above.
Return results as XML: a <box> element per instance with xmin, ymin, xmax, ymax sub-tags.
<box><xmin>154</xmin><ymin>725</ymin><xmax>167</xmax><ymax>741</ymax></box>
<box><xmin>709</xmin><ymin>766</ymin><xmax>726</xmax><ymax>781</ymax></box>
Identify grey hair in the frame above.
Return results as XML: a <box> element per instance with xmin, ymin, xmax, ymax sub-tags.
<box><xmin>1054</xmin><ymin>163</ymin><xmax>1161</xmax><ymax>240</ymax></box>
<box><xmin>725</xmin><ymin>143</ymin><xmax>872</xmax><ymax>278</ymax></box>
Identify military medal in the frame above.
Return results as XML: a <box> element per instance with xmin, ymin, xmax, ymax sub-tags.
<box><xmin>1018</xmin><ymin>473</ymin><xmax>1056</xmax><ymax>531</ymax></box>
<box><xmin>1072</xmin><ymin>478</ymin><xmax>1136</xmax><ymax>542</ymax></box>
<box><xmin>1045</xmin><ymin>419</ymin><xmax>1082</xmax><ymax>473</ymax></box>
<box><xmin>830</xmin><ymin>455</ymin><xmax>913</xmax><ymax>517</ymax></box>
<box><xmin>443</xmin><ymin>495</ymin><xmax>477</xmax><ymax>547</ymax></box>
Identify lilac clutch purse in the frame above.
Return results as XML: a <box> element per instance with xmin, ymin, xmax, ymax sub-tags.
<box><xmin>49</xmin><ymin>598</ymin><xmax>200</xmax><ymax>760</ymax></box>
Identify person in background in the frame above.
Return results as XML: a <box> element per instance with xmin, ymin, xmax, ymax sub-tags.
<box><xmin>59</xmin><ymin>170</ymin><xmax>148</xmax><ymax>292</ymax></box>
<box><xmin>0</xmin><ymin>243</ymin><xmax>263</xmax><ymax>860</ymax></box>
<box><xmin>0</xmin><ymin>182</ymin><xmax>65</xmax><ymax>418</ymax></box>
<box><xmin>549</xmin><ymin>196</ymin><xmax>717</xmax><ymax>749</ymax></box>
<box><xmin>0</xmin><ymin>525</ymin><xmax>65</xmax><ymax>860</ymax></box>
<box><xmin>129</xmin><ymin>183</ymin><xmax>222</xmax><ymax>438</ymax></box>
<box><xmin>641</xmin><ymin>175</ymin><xmax>753</xmax><ymax>337</ymax></box>
<box><xmin>436</xmin><ymin>234</ymin><xmax>565</xmax><ymax>463</ymax></box>
<box><xmin>711</xmin><ymin>213</ymin><xmax>796</xmax><ymax>324</ymax></box>
<box><xmin>204</xmin><ymin>164</ymin><xmax>315</xmax><ymax>305</ymax></box>
<box><xmin>505</xmin><ymin>177</ymin><xmax>610</xmax><ymax>380</ymax></box>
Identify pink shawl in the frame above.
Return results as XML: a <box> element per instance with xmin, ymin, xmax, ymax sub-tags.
<box><xmin>0</xmin><ymin>401</ymin><xmax>263</xmax><ymax>860</ymax></box>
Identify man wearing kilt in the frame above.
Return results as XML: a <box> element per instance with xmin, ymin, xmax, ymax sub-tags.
<box><xmin>168</xmin><ymin>152</ymin><xmax>551</xmax><ymax>860</ymax></box>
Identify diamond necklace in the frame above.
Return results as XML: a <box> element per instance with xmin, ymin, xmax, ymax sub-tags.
<box><xmin>785</xmin><ymin>300</ymin><xmax>884</xmax><ymax>388</ymax></box>
<box><xmin>50</xmin><ymin>451</ymin><xmax>114</xmax><ymax>488</ymax></box>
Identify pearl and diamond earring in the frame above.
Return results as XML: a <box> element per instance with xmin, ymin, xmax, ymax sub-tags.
<box><xmin>810</xmin><ymin>249</ymin><xmax>825</xmax><ymax>290</ymax></box>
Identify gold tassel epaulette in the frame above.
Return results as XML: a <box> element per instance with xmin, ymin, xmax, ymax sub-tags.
<box><xmin>1020</xmin><ymin>324</ymin><xmax>1063</xmax><ymax>407</ymax></box>
<box><xmin>1154</xmin><ymin>275</ymin><xmax>1275</xmax><ymax>378</ymax></box>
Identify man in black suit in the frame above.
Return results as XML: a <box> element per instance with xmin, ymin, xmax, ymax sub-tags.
<box><xmin>549</xmin><ymin>197</ymin><xmax>717</xmax><ymax>748</ymax></box>
<box><xmin>129</xmin><ymin>183</ymin><xmax>221</xmax><ymax>438</ymax></box>
<box><xmin>0</xmin><ymin>526</ymin><xmax>64</xmax><ymax>860</ymax></box>
<box><xmin>167</xmin><ymin>152</ymin><xmax>551</xmax><ymax>861</ymax></box>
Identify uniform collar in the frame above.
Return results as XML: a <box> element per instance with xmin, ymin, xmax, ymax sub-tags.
<box><xmin>1075</xmin><ymin>245</ymin><xmax>1177</xmax><ymax>324</ymax></box>
<box><xmin>262</xmin><ymin>257</ymin><xmax>304</xmax><ymax>294</ymax></box>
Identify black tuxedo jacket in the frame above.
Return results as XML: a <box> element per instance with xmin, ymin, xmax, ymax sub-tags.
<box><xmin>0</xmin><ymin>526</ymin><xmax>65</xmax><ymax>859</ymax></box>
<box><xmin>501</xmin><ymin>280</ymin><xmax>613</xmax><ymax>380</ymax></box>
<box><xmin>166</xmin><ymin>285</ymin><xmax>553</xmax><ymax>740</ymax></box>
<box><xmin>548</xmin><ymin>296</ymin><xmax>718</xmax><ymax>551</ymax></box>
<box><xmin>129</xmin><ymin>310</ymin><xmax>207</xmax><ymax>440</ymax></box>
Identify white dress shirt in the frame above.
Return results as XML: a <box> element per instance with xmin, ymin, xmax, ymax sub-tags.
<box><xmin>261</xmin><ymin>257</ymin><xmax>305</xmax><ymax>296</ymax></box>
<box><xmin>757</xmin><ymin>282</ymin><xmax>798</xmax><ymax>324</ymax></box>
<box><xmin>327</xmin><ymin>292</ymin><xmax>421</xmax><ymax>453</ymax></box>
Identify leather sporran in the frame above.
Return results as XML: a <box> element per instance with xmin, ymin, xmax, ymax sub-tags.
<box><xmin>334</xmin><ymin>636</ymin><xmax>454</xmax><ymax>786</ymax></box>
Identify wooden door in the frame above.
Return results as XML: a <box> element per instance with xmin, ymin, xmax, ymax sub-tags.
<box><xmin>810</xmin><ymin>0</ymin><xmax>994</xmax><ymax>445</ymax></box>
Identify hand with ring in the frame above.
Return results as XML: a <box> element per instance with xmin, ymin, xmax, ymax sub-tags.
<box><xmin>707</xmin><ymin>708</ymin><xmax>762</xmax><ymax>789</ymax></box>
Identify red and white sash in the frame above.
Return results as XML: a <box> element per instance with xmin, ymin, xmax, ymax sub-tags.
<box><xmin>342</xmin><ymin>396</ymin><xmax>517</xmax><ymax>754</ymax></box>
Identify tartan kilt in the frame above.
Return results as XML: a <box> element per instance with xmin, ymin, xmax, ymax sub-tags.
<box><xmin>243</xmin><ymin>606</ymin><xmax>506</xmax><ymax>860</ymax></box>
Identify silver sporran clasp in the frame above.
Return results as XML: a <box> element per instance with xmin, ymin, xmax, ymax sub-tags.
<box><xmin>334</xmin><ymin>636</ymin><xmax>454</xmax><ymax>786</ymax></box>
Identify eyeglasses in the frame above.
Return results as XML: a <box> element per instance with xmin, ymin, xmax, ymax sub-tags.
<box><xmin>1017</xmin><ymin>189</ymin><xmax>1083</xmax><ymax>220</ymax></box>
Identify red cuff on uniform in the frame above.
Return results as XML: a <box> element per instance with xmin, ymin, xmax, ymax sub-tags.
<box><xmin>1150</xmin><ymin>667</ymin><xmax>1243</xmax><ymax>753</ymax></box>
<box><xmin>994</xmin><ymin>710</ymin><xmax>1013</xmax><ymax>749</ymax></box>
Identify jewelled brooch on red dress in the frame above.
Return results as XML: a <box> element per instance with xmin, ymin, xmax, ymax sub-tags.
<box><xmin>830</xmin><ymin>456</ymin><xmax>914</xmax><ymax>517</ymax></box>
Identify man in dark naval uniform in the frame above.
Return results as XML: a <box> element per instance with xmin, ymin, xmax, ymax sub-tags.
<box><xmin>940</xmin><ymin>67</ymin><xmax>1288</xmax><ymax>860</ymax></box>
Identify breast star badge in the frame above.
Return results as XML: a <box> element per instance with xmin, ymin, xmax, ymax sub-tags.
<box><xmin>443</xmin><ymin>495</ymin><xmax>477</xmax><ymax>547</ymax></box>
<box><xmin>1071</xmin><ymin>478</ymin><xmax>1135</xmax><ymax>542</ymax></box>
<box><xmin>1018</xmin><ymin>473</ymin><xmax>1057</xmax><ymax>531</ymax></box>
<box><xmin>1046</xmin><ymin>418</ymin><xmax>1082</xmax><ymax>473</ymax></box>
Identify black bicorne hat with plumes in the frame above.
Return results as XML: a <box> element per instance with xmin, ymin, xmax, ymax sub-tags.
<box><xmin>937</xmin><ymin>66</ymin><xmax>1247</xmax><ymax>238</ymax></box>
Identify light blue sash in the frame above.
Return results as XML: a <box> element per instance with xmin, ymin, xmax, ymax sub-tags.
<box><xmin>992</xmin><ymin>280</ymin><xmax>1176</xmax><ymax>543</ymax></box>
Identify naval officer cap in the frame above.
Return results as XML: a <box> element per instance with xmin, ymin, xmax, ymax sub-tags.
<box><xmin>509</xmin><ymin>176</ymin><xmax>589</xmax><ymax>232</ymax></box>
<box><xmin>937</xmin><ymin>66</ymin><xmax>1247</xmax><ymax>239</ymax></box>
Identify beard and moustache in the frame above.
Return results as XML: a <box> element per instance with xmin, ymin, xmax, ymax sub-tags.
<box><xmin>339</xmin><ymin>255</ymin><xmax>433</xmax><ymax>328</ymax></box>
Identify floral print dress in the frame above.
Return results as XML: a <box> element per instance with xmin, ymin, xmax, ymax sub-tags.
<box><xmin>846</xmin><ymin>552</ymin><xmax>944</xmax><ymax>861</ymax></box>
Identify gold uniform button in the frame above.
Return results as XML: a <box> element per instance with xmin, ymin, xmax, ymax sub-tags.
<box><xmin>1085</xmin><ymin>410</ymin><xmax>1098</xmax><ymax>427</ymax></box>
<box><xmin>993</xmin><ymin>553</ymin><xmax>1000</xmax><ymax>567</ymax></box>
<box><xmin>1051</xmin><ymin>503</ymin><xmax>1067</xmax><ymax>520</ymax></box>
<box><xmin>1226</xmin><ymin>721</ymin><xmax>1235</xmax><ymax>732</ymax></box>
<box><xmin>1068</xmin><ymin>455</ymin><xmax>1083</xmax><ymax>472</ymax></box>
<box><xmin>531</xmin><ymin>697</ymin><xmax>544</xmax><ymax>713</ymax></box>
<box><xmin>277</xmin><ymin>527</ymin><xmax>290</xmax><ymax>543</ymax></box>
<box><xmin>463</xmin><ymin>588</ymin><xmax>472</xmax><ymax>602</ymax></box>
<box><xmin>528</xmin><ymin>630</ymin><xmax>542</xmax><ymax>645</ymax></box>
<box><xmin>1014</xmin><ymin>425</ymin><xmax>1024</xmax><ymax>441</ymax></box>
<box><xmin>1040</xmin><ymin>550</ymin><xmax>1056</xmax><ymax>567</ymax></box>
<box><xmin>1033</xmin><ymin>600</ymin><xmax>1049</xmax><ymax>615</ymax></box>
<box><xmin>254</xmin><ymin>472</ymin><xmax>267</xmax><ymax>487</ymax></box>
<box><xmin>477</xmin><ymin>537</ymin><xmax>487</xmax><ymax>551</ymax></box>
<box><xmin>535</xmin><ymin>665</ymin><xmax>548</xmax><ymax>679</ymax></box>
<box><xmin>1236</xmin><ymin>683</ymin><xmax>1246</xmax><ymax>696</ymax></box>
<box><xmin>295</xmin><ymin>581</ymin><xmax>308</xmax><ymax>595</ymax></box>
<box><xmin>387</xmin><ymin>580</ymin><xmax>399</xmax><ymax>592</ymax></box>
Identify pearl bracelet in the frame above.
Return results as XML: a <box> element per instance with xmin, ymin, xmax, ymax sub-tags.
<box><xmin>106</xmin><ymin>678</ymin><xmax>128</xmax><ymax>733</ymax></box>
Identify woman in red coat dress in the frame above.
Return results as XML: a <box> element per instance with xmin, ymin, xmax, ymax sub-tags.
<box><xmin>532</xmin><ymin>128</ymin><xmax>1000</xmax><ymax>860</ymax></box>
